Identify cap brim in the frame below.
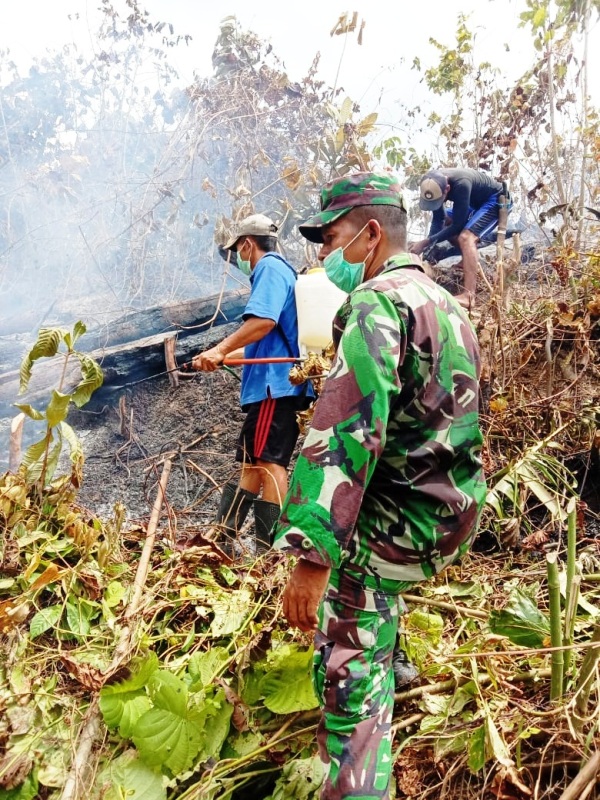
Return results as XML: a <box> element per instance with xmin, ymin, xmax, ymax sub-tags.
<box><xmin>298</xmin><ymin>208</ymin><xmax>351</xmax><ymax>243</ymax></box>
<box><xmin>419</xmin><ymin>197</ymin><xmax>445</xmax><ymax>212</ymax></box>
<box><xmin>223</xmin><ymin>235</ymin><xmax>241</xmax><ymax>251</ymax></box>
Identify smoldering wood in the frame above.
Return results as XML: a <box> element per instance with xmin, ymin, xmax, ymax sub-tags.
<box><xmin>0</xmin><ymin>289</ymin><xmax>249</xmax><ymax>372</ymax></box>
<box><xmin>0</xmin><ymin>289</ymin><xmax>247</xmax><ymax>415</ymax></box>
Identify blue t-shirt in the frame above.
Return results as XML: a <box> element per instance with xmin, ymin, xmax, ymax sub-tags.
<box><xmin>240</xmin><ymin>252</ymin><xmax>309</xmax><ymax>407</ymax></box>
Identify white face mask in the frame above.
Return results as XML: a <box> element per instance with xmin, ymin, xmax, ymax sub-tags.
<box><xmin>322</xmin><ymin>223</ymin><xmax>374</xmax><ymax>293</ymax></box>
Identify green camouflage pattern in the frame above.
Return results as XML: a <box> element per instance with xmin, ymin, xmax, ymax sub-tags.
<box><xmin>299</xmin><ymin>172</ymin><xmax>406</xmax><ymax>243</ymax></box>
<box><xmin>274</xmin><ymin>254</ymin><xmax>485</xmax><ymax>799</ymax></box>
<box><xmin>314</xmin><ymin>569</ymin><xmax>410</xmax><ymax>800</ymax></box>
<box><xmin>273</xmin><ymin>254</ymin><xmax>486</xmax><ymax>582</ymax></box>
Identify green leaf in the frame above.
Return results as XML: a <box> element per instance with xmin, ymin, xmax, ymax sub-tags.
<box><xmin>99</xmin><ymin>654</ymin><xmax>159</xmax><ymax>735</ymax></box>
<box><xmin>60</xmin><ymin>421</ymin><xmax>84</xmax><ymax>467</ymax></box>
<box><xmin>188</xmin><ymin>647</ymin><xmax>230</xmax><ymax>688</ymax></box>
<box><xmin>468</xmin><ymin>724</ymin><xmax>486</xmax><ymax>772</ymax></box>
<box><xmin>71</xmin><ymin>321</ymin><xmax>87</xmax><ymax>346</ymax></box>
<box><xmin>97</xmin><ymin>750</ymin><xmax>165</xmax><ymax>800</ymax></box>
<box><xmin>30</xmin><ymin>605</ymin><xmax>63</xmax><ymax>638</ymax></box>
<box><xmin>19</xmin><ymin>327</ymin><xmax>67</xmax><ymax>393</ymax></box>
<box><xmin>532</xmin><ymin>6</ymin><xmax>547</xmax><ymax>28</ymax></box>
<box><xmin>104</xmin><ymin>581</ymin><xmax>126</xmax><ymax>608</ymax></box>
<box><xmin>199</xmin><ymin>688</ymin><xmax>233</xmax><ymax>760</ymax></box>
<box><xmin>71</xmin><ymin>355</ymin><xmax>103</xmax><ymax>407</ymax></box>
<box><xmin>132</xmin><ymin>672</ymin><xmax>203</xmax><ymax>775</ymax></box>
<box><xmin>434</xmin><ymin>730</ymin><xmax>469</xmax><ymax>761</ymax></box>
<box><xmin>489</xmin><ymin>588</ymin><xmax>550</xmax><ymax>647</ymax></box>
<box><xmin>407</xmin><ymin>609</ymin><xmax>444</xmax><ymax>644</ymax></box>
<box><xmin>21</xmin><ymin>436</ymin><xmax>50</xmax><ymax>470</ymax></box>
<box><xmin>42</xmin><ymin>437</ymin><xmax>63</xmax><ymax>484</ymax></box>
<box><xmin>259</xmin><ymin>647</ymin><xmax>318</xmax><ymax>714</ymax></box>
<box><xmin>65</xmin><ymin>598</ymin><xmax>98</xmax><ymax>637</ymax></box>
<box><xmin>0</xmin><ymin>771</ymin><xmax>39</xmax><ymax>800</ymax></box>
<box><xmin>46</xmin><ymin>390</ymin><xmax>71</xmax><ymax>427</ymax></box>
<box><xmin>13</xmin><ymin>404</ymin><xmax>45</xmax><ymax>421</ymax></box>
<box><xmin>210</xmin><ymin>589</ymin><xmax>253</xmax><ymax>636</ymax></box>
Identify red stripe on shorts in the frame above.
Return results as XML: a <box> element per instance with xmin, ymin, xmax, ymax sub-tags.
<box><xmin>254</xmin><ymin>396</ymin><xmax>276</xmax><ymax>459</ymax></box>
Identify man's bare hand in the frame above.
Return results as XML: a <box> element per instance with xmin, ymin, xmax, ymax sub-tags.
<box><xmin>282</xmin><ymin>559</ymin><xmax>331</xmax><ymax>632</ymax></box>
<box><xmin>192</xmin><ymin>346</ymin><xmax>225</xmax><ymax>372</ymax></box>
<box><xmin>408</xmin><ymin>239</ymin><xmax>428</xmax><ymax>256</ymax></box>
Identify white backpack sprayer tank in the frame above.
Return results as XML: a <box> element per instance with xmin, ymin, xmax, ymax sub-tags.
<box><xmin>295</xmin><ymin>267</ymin><xmax>347</xmax><ymax>356</ymax></box>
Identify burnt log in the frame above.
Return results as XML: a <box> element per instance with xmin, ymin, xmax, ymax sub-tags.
<box><xmin>0</xmin><ymin>291</ymin><xmax>247</xmax><ymax>415</ymax></box>
<box><xmin>0</xmin><ymin>289</ymin><xmax>249</xmax><ymax>378</ymax></box>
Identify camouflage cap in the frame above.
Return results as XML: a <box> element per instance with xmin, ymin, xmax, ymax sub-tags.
<box><xmin>298</xmin><ymin>172</ymin><xmax>406</xmax><ymax>243</ymax></box>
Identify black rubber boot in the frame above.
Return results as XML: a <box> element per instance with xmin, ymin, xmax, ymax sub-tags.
<box><xmin>252</xmin><ymin>499</ymin><xmax>281</xmax><ymax>555</ymax></box>
<box><xmin>214</xmin><ymin>482</ymin><xmax>257</xmax><ymax>553</ymax></box>
<box><xmin>392</xmin><ymin>641</ymin><xmax>419</xmax><ymax>689</ymax></box>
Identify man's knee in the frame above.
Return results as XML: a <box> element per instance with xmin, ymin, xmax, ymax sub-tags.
<box><xmin>457</xmin><ymin>229</ymin><xmax>478</xmax><ymax>250</ymax></box>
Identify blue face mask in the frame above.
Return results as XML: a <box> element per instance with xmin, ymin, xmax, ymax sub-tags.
<box><xmin>322</xmin><ymin>224</ymin><xmax>373</xmax><ymax>293</ymax></box>
<box><xmin>236</xmin><ymin>240</ymin><xmax>252</xmax><ymax>276</ymax></box>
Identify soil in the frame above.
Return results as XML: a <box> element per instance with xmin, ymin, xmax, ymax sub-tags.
<box><xmin>71</xmin><ymin>370</ymin><xmax>248</xmax><ymax>528</ymax></box>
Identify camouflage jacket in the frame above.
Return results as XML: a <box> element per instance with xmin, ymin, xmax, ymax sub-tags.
<box><xmin>272</xmin><ymin>254</ymin><xmax>486</xmax><ymax>582</ymax></box>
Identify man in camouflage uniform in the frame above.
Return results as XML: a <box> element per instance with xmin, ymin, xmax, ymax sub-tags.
<box><xmin>273</xmin><ymin>172</ymin><xmax>486</xmax><ymax>800</ymax></box>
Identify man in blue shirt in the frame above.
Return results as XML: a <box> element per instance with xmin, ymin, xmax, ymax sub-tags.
<box><xmin>193</xmin><ymin>214</ymin><xmax>309</xmax><ymax>555</ymax></box>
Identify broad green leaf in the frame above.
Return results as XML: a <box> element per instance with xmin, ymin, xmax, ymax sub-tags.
<box><xmin>71</xmin><ymin>321</ymin><xmax>87</xmax><ymax>346</ymax></box>
<box><xmin>30</xmin><ymin>605</ymin><xmax>63</xmax><ymax>638</ymax></box>
<box><xmin>21</xmin><ymin>436</ymin><xmax>50</xmax><ymax>470</ymax></box>
<box><xmin>13</xmin><ymin>404</ymin><xmax>45</xmax><ymax>421</ymax></box>
<box><xmin>188</xmin><ymin>647</ymin><xmax>230</xmax><ymax>688</ymax></box>
<box><xmin>148</xmin><ymin>670</ymin><xmax>189</xmax><ymax>717</ymax></box>
<box><xmin>222</xmin><ymin>730</ymin><xmax>265</xmax><ymax>760</ymax></box>
<box><xmin>104</xmin><ymin>580</ymin><xmax>126</xmax><ymax>608</ymax></box>
<box><xmin>71</xmin><ymin>355</ymin><xmax>103</xmax><ymax>407</ymax></box>
<box><xmin>99</xmin><ymin>653</ymin><xmax>159</xmax><ymax>734</ymax></box>
<box><xmin>66</xmin><ymin>598</ymin><xmax>98</xmax><ymax>637</ymax></box>
<box><xmin>259</xmin><ymin>647</ymin><xmax>318</xmax><ymax>714</ymax></box>
<box><xmin>42</xmin><ymin>437</ymin><xmax>63</xmax><ymax>484</ymax></box>
<box><xmin>407</xmin><ymin>609</ymin><xmax>444</xmax><ymax>644</ymax></box>
<box><xmin>265</xmin><ymin>755</ymin><xmax>324</xmax><ymax>800</ymax></box>
<box><xmin>468</xmin><ymin>724</ymin><xmax>486</xmax><ymax>772</ymax></box>
<box><xmin>132</xmin><ymin>703</ymin><xmax>203</xmax><ymax>775</ymax></box>
<box><xmin>46</xmin><ymin>390</ymin><xmax>71</xmax><ymax>427</ymax></box>
<box><xmin>210</xmin><ymin>589</ymin><xmax>253</xmax><ymax>636</ymax></box>
<box><xmin>419</xmin><ymin>714</ymin><xmax>447</xmax><ymax>734</ymax></box>
<box><xmin>95</xmin><ymin>750</ymin><xmax>165</xmax><ymax>800</ymax></box>
<box><xmin>199</xmin><ymin>688</ymin><xmax>233</xmax><ymax>760</ymax></box>
<box><xmin>489</xmin><ymin>588</ymin><xmax>550</xmax><ymax>647</ymax></box>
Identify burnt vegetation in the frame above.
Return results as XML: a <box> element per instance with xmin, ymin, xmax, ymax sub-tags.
<box><xmin>0</xmin><ymin>2</ymin><xmax>600</xmax><ymax>799</ymax></box>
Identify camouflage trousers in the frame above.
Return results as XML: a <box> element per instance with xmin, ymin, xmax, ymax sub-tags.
<box><xmin>313</xmin><ymin>567</ymin><xmax>415</xmax><ymax>800</ymax></box>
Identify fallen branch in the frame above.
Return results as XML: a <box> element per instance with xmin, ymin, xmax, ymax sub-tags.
<box><xmin>58</xmin><ymin>698</ymin><xmax>101</xmax><ymax>800</ymax></box>
<box><xmin>557</xmin><ymin>750</ymin><xmax>600</xmax><ymax>800</ymax></box>
<box><xmin>400</xmin><ymin>592</ymin><xmax>489</xmax><ymax>620</ymax></box>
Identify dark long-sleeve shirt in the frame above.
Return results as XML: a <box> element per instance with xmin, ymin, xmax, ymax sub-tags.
<box><xmin>428</xmin><ymin>168</ymin><xmax>503</xmax><ymax>245</ymax></box>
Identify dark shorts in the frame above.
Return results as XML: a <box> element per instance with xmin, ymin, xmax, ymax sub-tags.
<box><xmin>463</xmin><ymin>192</ymin><xmax>513</xmax><ymax>241</ymax></box>
<box><xmin>236</xmin><ymin>395</ymin><xmax>310</xmax><ymax>467</ymax></box>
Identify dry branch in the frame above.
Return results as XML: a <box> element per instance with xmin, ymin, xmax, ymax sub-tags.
<box><xmin>557</xmin><ymin>750</ymin><xmax>600</xmax><ymax>800</ymax></box>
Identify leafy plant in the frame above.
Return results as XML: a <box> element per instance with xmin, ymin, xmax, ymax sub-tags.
<box><xmin>15</xmin><ymin>321</ymin><xmax>103</xmax><ymax>486</ymax></box>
